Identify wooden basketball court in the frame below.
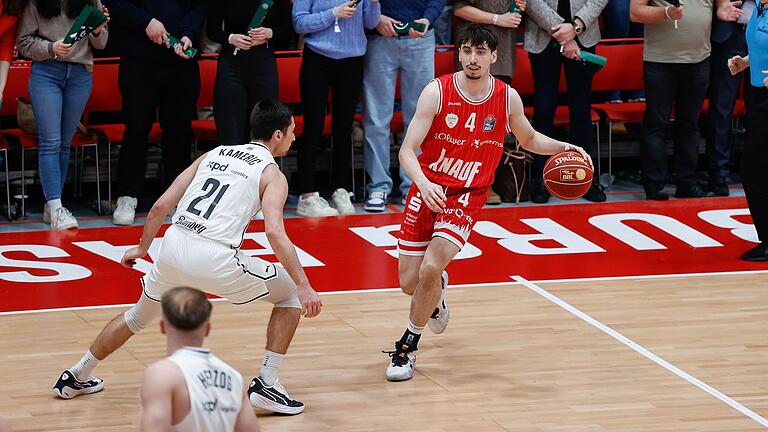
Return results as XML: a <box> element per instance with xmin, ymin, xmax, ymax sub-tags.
<box><xmin>2</xmin><ymin>272</ymin><xmax>766</xmax><ymax>431</ymax></box>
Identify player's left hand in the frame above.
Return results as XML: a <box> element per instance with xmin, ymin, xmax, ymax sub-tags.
<box><xmin>416</xmin><ymin>180</ymin><xmax>447</xmax><ymax>212</ymax></box>
<box><xmin>298</xmin><ymin>286</ymin><xmax>322</xmax><ymax>318</ymax></box>
<box><xmin>173</xmin><ymin>36</ymin><xmax>193</xmax><ymax>59</ymax></box>
<box><xmin>564</xmin><ymin>144</ymin><xmax>593</xmax><ymax>169</ymax></box>
<box><xmin>121</xmin><ymin>246</ymin><xmax>147</xmax><ymax>268</ymax></box>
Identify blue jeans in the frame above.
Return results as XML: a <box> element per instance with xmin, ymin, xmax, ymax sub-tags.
<box><xmin>29</xmin><ymin>61</ymin><xmax>92</xmax><ymax>201</ymax></box>
<box><xmin>362</xmin><ymin>31</ymin><xmax>435</xmax><ymax>197</ymax></box>
<box><xmin>602</xmin><ymin>0</ymin><xmax>644</xmax><ymax>101</ymax></box>
<box><xmin>433</xmin><ymin>6</ymin><xmax>453</xmax><ymax>46</ymax></box>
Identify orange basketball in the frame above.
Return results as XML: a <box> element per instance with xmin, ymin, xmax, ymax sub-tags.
<box><xmin>543</xmin><ymin>150</ymin><xmax>593</xmax><ymax>200</ymax></box>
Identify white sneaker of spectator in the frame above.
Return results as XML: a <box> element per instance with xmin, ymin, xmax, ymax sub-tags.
<box><xmin>113</xmin><ymin>196</ymin><xmax>138</xmax><ymax>226</ymax></box>
<box><xmin>44</xmin><ymin>205</ymin><xmax>78</xmax><ymax>230</ymax></box>
<box><xmin>297</xmin><ymin>192</ymin><xmax>339</xmax><ymax>217</ymax></box>
<box><xmin>331</xmin><ymin>188</ymin><xmax>355</xmax><ymax>215</ymax></box>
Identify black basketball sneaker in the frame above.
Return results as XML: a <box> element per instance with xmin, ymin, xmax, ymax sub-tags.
<box><xmin>248</xmin><ymin>376</ymin><xmax>305</xmax><ymax>415</ymax></box>
<box><xmin>52</xmin><ymin>369</ymin><xmax>104</xmax><ymax>399</ymax></box>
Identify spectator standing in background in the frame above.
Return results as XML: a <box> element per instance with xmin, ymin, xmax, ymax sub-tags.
<box><xmin>705</xmin><ymin>0</ymin><xmax>752</xmax><ymax>197</ymax></box>
<box><xmin>108</xmin><ymin>0</ymin><xmax>207</xmax><ymax>226</ymax></box>
<box><xmin>292</xmin><ymin>0</ymin><xmax>380</xmax><ymax>217</ymax></box>
<box><xmin>524</xmin><ymin>0</ymin><xmax>609</xmax><ymax>204</ymax></box>
<box><xmin>208</xmin><ymin>0</ymin><xmax>292</xmax><ymax>146</ymax></box>
<box><xmin>16</xmin><ymin>0</ymin><xmax>109</xmax><ymax>229</ymax></box>
<box><xmin>630</xmin><ymin>0</ymin><xmax>741</xmax><ymax>200</ymax></box>
<box><xmin>361</xmin><ymin>0</ymin><xmax>444</xmax><ymax>212</ymax></box>
<box><xmin>727</xmin><ymin>0</ymin><xmax>768</xmax><ymax>261</ymax></box>
<box><xmin>454</xmin><ymin>0</ymin><xmax>526</xmax><ymax>204</ymax></box>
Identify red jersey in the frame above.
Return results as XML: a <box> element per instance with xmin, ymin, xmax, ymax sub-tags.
<box><xmin>418</xmin><ymin>72</ymin><xmax>510</xmax><ymax>190</ymax></box>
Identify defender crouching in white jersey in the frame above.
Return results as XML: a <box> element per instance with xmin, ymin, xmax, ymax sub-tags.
<box><xmin>53</xmin><ymin>100</ymin><xmax>323</xmax><ymax>415</ymax></box>
<box><xmin>140</xmin><ymin>287</ymin><xmax>260</xmax><ymax>432</ymax></box>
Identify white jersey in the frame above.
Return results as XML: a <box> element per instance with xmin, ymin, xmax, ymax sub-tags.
<box><xmin>168</xmin><ymin>347</ymin><xmax>243</xmax><ymax>432</ymax></box>
<box><xmin>173</xmin><ymin>143</ymin><xmax>276</xmax><ymax>248</ymax></box>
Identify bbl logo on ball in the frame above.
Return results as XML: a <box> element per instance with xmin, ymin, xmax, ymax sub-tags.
<box><xmin>576</xmin><ymin>168</ymin><xmax>586</xmax><ymax>180</ymax></box>
<box><xmin>560</xmin><ymin>168</ymin><xmax>586</xmax><ymax>181</ymax></box>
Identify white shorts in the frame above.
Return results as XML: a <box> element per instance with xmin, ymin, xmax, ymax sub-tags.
<box><xmin>143</xmin><ymin>226</ymin><xmax>297</xmax><ymax>306</ymax></box>
<box><xmin>124</xmin><ymin>226</ymin><xmax>299</xmax><ymax>333</ymax></box>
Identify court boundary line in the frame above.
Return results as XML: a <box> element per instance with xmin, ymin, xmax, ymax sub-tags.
<box><xmin>512</xmin><ymin>275</ymin><xmax>768</xmax><ymax>429</ymax></box>
<box><xmin>1</xmin><ymin>269</ymin><xmax>766</xmax><ymax>316</ymax></box>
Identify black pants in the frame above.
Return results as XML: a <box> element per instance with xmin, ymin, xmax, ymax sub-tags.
<box><xmin>297</xmin><ymin>46</ymin><xmax>363</xmax><ymax>193</ymax></box>
<box><xmin>529</xmin><ymin>42</ymin><xmax>596</xmax><ymax>178</ymax></box>
<box><xmin>214</xmin><ymin>46</ymin><xmax>278</xmax><ymax>146</ymax></box>
<box><xmin>706</xmin><ymin>31</ymin><xmax>747</xmax><ymax>178</ymax></box>
<box><xmin>117</xmin><ymin>58</ymin><xmax>200</xmax><ymax>198</ymax></box>
<box><xmin>742</xmin><ymin>86</ymin><xmax>768</xmax><ymax>242</ymax></box>
<box><xmin>641</xmin><ymin>59</ymin><xmax>709</xmax><ymax>186</ymax></box>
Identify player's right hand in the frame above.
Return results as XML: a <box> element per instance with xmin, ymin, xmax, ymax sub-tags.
<box><xmin>121</xmin><ymin>246</ymin><xmax>147</xmax><ymax>269</ymax></box>
<box><xmin>298</xmin><ymin>286</ymin><xmax>322</xmax><ymax>318</ymax></box>
<box><xmin>564</xmin><ymin>144</ymin><xmax>593</xmax><ymax>169</ymax></box>
<box><xmin>417</xmin><ymin>181</ymin><xmax>447</xmax><ymax>213</ymax></box>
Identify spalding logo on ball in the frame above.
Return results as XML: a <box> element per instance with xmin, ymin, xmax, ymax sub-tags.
<box><xmin>542</xmin><ymin>150</ymin><xmax>593</xmax><ymax>200</ymax></box>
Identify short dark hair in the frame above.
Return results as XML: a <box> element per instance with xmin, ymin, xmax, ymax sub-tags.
<box><xmin>250</xmin><ymin>99</ymin><xmax>293</xmax><ymax>142</ymax></box>
<box><xmin>456</xmin><ymin>24</ymin><xmax>498</xmax><ymax>52</ymax></box>
<box><xmin>161</xmin><ymin>287</ymin><xmax>212</xmax><ymax>331</ymax></box>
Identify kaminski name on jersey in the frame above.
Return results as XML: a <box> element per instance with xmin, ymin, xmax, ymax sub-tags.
<box><xmin>419</xmin><ymin>73</ymin><xmax>510</xmax><ymax>190</ymax></box>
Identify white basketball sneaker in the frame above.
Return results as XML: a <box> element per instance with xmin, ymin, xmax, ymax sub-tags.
<box><xmin>427</xmin><ymin>271</ymin><xmax>450</xmax><ymax>334</ymax></box>
<box><xmin>52</xmin><ymin>369</ymin><xmax>104</xmax><ymax>399</ymax></box>
<box><xmin>385</xmin><ymin>340</ymin><xmax>417</xmax><ymax>382</ymax></box>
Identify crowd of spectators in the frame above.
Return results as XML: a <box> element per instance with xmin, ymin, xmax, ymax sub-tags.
<box><xmin>1</xmin><ymin>0</ymin><xmax>765</xmax><ymax>256</ymax></box>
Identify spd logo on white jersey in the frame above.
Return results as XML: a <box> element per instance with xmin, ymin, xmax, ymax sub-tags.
<box><xmin>445</xmin><ymin>113</ymin><xmax>458</xmax><ymax>129</ymax></box>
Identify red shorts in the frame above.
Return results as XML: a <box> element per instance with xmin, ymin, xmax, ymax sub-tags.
<box><xmin>398</xmin><ymin>186</ymin><xmax>486</xmax><ymax>256</ymax></box>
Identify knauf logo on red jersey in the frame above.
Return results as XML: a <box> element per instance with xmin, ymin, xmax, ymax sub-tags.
<box><xmin>427</xmin><ymin>148</ymin><xmax>483</xmax><ymax>188</ymax></box>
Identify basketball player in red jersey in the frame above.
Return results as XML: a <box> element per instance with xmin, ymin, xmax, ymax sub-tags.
<box><xmin>385</xmin><ymin>23</ymin><xmax>592</xmax><ymax>381</ymax></box>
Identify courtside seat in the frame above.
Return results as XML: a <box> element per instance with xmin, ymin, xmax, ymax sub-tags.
<box><xmin>192</xmin><ymin>56</ymin><xmax>217</xmax><ymax>143</ymax></box>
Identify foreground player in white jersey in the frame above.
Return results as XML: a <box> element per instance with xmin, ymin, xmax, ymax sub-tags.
<box><xmin>53</xmin><ymin>99</ymin><xmax>322</xmax><ymax>415</ymax></box>
<box><xmin>140</xmin><ymin>287</ymin><xmax>260</xmax><ymax>432</ymax></box>
<box><xmin>385</xmin><ymin>24</ymin><xmax>592</xmax><ymax>381</ymax></box>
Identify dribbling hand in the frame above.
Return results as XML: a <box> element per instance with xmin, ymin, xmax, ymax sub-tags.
<box><xmin>564</xmin><ymin>144</ymin><xmax>593</xmax><ymax>169</ymax></box>
<box><xmin>416</xmin><ymin>180</ymin><xmax>447</xmax><ymax>213</ymax></box>
<box><xmin>121</xmin><ymin>246</ymin><xmax>147</xmax><ymax>269</ymax></box>
<box><xmin>298</xmin><ymin>286</ymin><xmax>322</xmax><ymax>318</ymax></box>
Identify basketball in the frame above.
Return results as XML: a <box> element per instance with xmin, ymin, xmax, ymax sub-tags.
<box><xmin>543</xmin><ymin>150</ymin><xmax>593</xmax><ymax>200</ymax></box>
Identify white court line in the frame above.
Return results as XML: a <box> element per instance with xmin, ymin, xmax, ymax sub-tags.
<box><xmin>512</xmin><ymin>275</ymin><xmax>768</xmax><ymax>429</ymax></box>
<box><xmin>2</xmin><ymin>269</ymin><xmax>767</xmax><ymax>316</ymax></box>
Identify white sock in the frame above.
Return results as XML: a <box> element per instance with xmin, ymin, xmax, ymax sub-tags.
<box><xmin>407</xmin><ymin>320</ymin><xmax>424</xmax><ymax>335</ymax></box>
<box><xmin>70</xmin><ymin>350</ymin><xmax>100</xmax><ymax>381</ymax></box>
<box><xmin>260</xmin><ymin>350</ymin><xmax>283</xmax><ymax>386</ymax></box>
<box><xmin>47</xmin><ymin>199</ymin><xmax>62</xmax><ymax>214</ymax></box>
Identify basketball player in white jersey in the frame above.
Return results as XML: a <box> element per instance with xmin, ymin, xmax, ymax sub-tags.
<box><xmin>140</xmin><ymin>287</ymin><xmax>260</xmax><ymax>432</ymax></box>
<box><xmin>53</xmin><ymin>99</ymin><xmax>322</xmax><ymax>415</ymax></box>
<box><xmin>385</xmin><ymin>24</ymin><xmax>592</xmax><ymax>381</ymax></box>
